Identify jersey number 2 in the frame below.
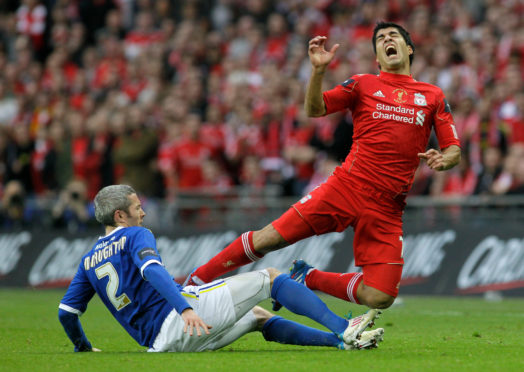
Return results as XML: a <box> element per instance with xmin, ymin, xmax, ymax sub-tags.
<box><xmin>95</xmin><ymin>262</ymin><xmax>131</xmax><ymax>311</ymax></box>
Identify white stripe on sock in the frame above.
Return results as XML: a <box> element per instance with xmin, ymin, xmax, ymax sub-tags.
<box><xmin>242</xmin><ymin>232</ymin><xmax>260</xmax><ymax>262</ymax></box>
<box><xmin>347</xmin><ymin>273</ymin><xmax>363</xmax><ymax>303</ymax></box>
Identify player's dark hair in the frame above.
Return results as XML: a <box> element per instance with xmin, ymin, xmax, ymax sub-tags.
<box><xmin>94</xmin><ymin>185</ymin><xmax>136</xmax><ymax>226</ymax></box>
<box><xmin>372</xmin><ymin>21</ymin><xmax>415</xmax><ymax>66</ymax></box>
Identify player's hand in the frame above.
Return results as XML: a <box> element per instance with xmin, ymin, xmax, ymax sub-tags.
<box><xmin>181</xmin><ymin>308</ymin><xmax>212</xmax><ymax>336</ymax></box>
<box><xmin>418</xmin><ymin>149</ymin><xmax>449</xmax><ymax>171</ymax></box>
<box><xmin>91</xmin><ymin>347</ymin><xmax>102</xmax><ymax>352</ymax></box>
<box><xmin>308</xmin><ymin>36</ymin><xmax>339</xmax><ymax>72</ymax></box>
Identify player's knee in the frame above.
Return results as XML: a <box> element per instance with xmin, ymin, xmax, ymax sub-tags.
<box><xmin>366</xmin><ymin>293</ymin><xmax>395</xmax><ymax>309</ymax></box>
<box><xmin>359</xmin><ymin>284</ymin><xmax>395</xmax><ymax>309</ymax></box>
<box><xmin>252</xmin><ymin>306</ymin><xmax>274</xmax><ymax>330</ymax></box>
<box><xmin>265</xmin><ymin>267</ymin><xmax>282</xmax><ymax>284</ymax></box>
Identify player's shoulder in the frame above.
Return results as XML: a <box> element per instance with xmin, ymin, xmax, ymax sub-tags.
<box><xmin>337</xmin><ymin>74</ymin><xmax>376</xmax><ymax>91</ymax></box>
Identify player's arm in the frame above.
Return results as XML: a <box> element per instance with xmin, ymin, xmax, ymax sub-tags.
<box><xmin>419</xmin><ymin>92</ymin><xmax>461</xmax><ymax>171</ymax></box>
<box><xmin>304</xmin><ymin>36</ymin><xmax>339</xmax><ymax>117</ymax></box>
<box><xmin>58</xmin><ymin>263</ymin><xmax>98</xmax><ymax>352</ymax></box>
<box><xmin>143</xmin><ymin>264</ymin><xmax>212</xmax><ymax>336</ymax></box>
<box><xmin>418</xmin><ymin>145</ymin><xmax>461</xmax><ymax>171</ymax></box>
<box><xmin>132</xmin><ymin>228</ymin><xmax>211</xmax><ymax>336</ymax></box>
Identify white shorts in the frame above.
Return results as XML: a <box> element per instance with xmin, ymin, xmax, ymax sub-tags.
<box><xmin>149</xmin><ymin>269</ymin><xmax>272</xmax><ymax>352</ymax></box>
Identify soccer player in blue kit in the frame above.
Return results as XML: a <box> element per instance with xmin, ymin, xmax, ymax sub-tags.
<box><xmin>58</xmin><ymin>185</ymin><xmax>384</xmax><ymax>352</ymax></box>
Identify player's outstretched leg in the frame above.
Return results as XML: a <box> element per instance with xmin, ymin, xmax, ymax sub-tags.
<box><xmin>270</xmin><ymin>272</ymin><xmax>383</xmax><ymax>348</ymax></box>
<box><xmin>271</xmin><ymin>273</ymin><xmax>348</xmax><ymax>334</ymax></box>
<box><xmin>272</xmin><ymin>259</ymin><xmax>313</xmax><ymax>311</ymax></box>
<box><xmin>259</xmin><ymin>308</ymin><xmax>385</xmax><ymax>350</ymax></box>
<box><xmin>261</xmin><ymin>315</ymin><xmax>346</xmax><ymax>349</ymax></box>
<box><xmin>289</xmin><ymin>259</ymin><xmax>364</xmax><ymax>304</ymax></box>
<box><xmin>184</xmin><ymin>231</ymin><xmax>264</xmax><ymax>286</ymax></box>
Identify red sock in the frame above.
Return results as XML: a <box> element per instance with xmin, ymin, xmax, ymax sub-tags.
<box><xmin>192</xmin><ymin>231</ymin><xmax>263</xmax><ymax>283</ymax></box>
<box><xmin>306</xmin><ymin>270</ymin><xmax>363</xmax><ymax>304</ymax></box>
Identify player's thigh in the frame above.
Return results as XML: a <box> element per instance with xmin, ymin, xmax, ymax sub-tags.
<box><xmin>353</xmin><ymin>206</ymin><xmax>404</xmax><ymax>266</ymax></box>
<box><xmin>151</xmin><ymin>281</ymin><xmax>249</xmax><ymax>352</ymax></box>
<box><xmin>206</xmin><ymin>310</ymin><xmax>258</xmax><ymax>351</ymax></box>
<box><xmin>274</xmin><ymin>176</ymin><xmax>358</xmax><ymax>242</ymax></box>
<box><xmin>362</xmin><ymin>263</ymin><xmax>403</xmax><ymax>298</ymax></box>
<box><xmin>223</xmin><ymin>269</ymin><xmax>272</xmax><ymax>319</ymax></box>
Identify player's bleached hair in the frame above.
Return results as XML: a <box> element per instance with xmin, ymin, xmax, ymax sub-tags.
<box><xmin>94</xmin><ymin>185</ymin><xmax>136</xmax><ymax>226</ymax></box>
<box><xmin>372</xmin><ymin>21</ymin><xmax>415</xmax><ymax>66</ymax></box>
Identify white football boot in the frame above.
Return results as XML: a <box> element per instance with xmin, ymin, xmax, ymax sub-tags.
<box><xmin>341</xmin><ymin>309</ymin><xmax>381</xmax><ymax>346</ymax></box>
<box><xmin>340</xmin><ymin>328</ymin><xmax>385</xmax><ymax>350</ymax></box>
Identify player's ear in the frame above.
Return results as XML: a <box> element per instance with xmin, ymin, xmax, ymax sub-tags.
<box><xmin>114</xmin><ymin>209</ymin><xmax>126</xmax><ymax>224</ymax></box>
<box><xmin>407</xmin><ymin>45</ymin><xmax>413</xmax><ymax>56</ymax></box>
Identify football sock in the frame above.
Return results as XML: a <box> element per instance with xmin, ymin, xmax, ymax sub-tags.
<box><xmin>305</xmin><ymin>270</ymin><xmax>363</xmax><ymax>304</ymax></box>
<box><xmin>191</xmin><ymin>231</ymin><xmax>263</xmax><ymax>283</ymax></box>
<box><xmin>262</xmin><ymin>316</ymin><xmax>341</xmax><ymax>347</ymax></box>
<box><xmin>271</xmin><ymin>274</ymin><xmax>348</xmax><ymax>335</ymax></box>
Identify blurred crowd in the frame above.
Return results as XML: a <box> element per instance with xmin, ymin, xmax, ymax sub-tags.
<box><xmin>0</xmin><ymin>0</ymin><xmax>523</xmax><ymax>229</ymax></box>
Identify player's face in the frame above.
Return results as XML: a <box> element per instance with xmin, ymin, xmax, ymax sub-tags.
<box><xmin>121</xmin><ymin>193</ymin><xmax>146</xmax><ymax>227</ymax></box>
<box><xmin>375</xmin><ymin>27</ymin><xmax>412</xmax><ymax>73</ymax></box>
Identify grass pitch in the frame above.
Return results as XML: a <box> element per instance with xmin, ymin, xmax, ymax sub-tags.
<box><xmin>0</xmin><ymin>289</ymin><xmax>522</xmax><ymax>372</ymax></box>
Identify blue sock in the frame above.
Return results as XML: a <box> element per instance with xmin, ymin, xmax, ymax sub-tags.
<box><xmin>271</xmin><ymin>274</ymin><xmax>348</xmax><ymax>335</ymax></box>
<box><xmin>262</xmin><ymin>316</ymin><xmax>342</xmax><ymax>347</ymax></box>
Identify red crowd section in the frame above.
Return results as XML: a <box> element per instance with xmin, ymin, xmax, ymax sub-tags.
<box><xmin>0</xmin><ymin>0</ymin><xmax>523</xmax><ymax>222</ymax></box>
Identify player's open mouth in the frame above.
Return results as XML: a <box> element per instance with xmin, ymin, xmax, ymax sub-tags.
<box><xmin>385</xmin><ymin>44</ymin><xmax>397</xmax><ymax>57</ymax></box>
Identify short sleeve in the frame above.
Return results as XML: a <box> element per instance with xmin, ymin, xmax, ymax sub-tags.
<box><xmin>323</xmin><ymin>76</ymin><xmax>360</xmax><ymax>115</ymax></box>
<box><xmin>433</xmin><ymin>90</ymin><xmax>461</xmax><ymax>150</ymax></box>
<box><xmin>128</xmin><ymin>228</ymin><xmax>163</xmax><ymax>278</ymax></box>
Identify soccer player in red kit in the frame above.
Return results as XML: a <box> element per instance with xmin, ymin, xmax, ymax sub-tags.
<box><xmin>185</xmin><ymin>22</ymin><xmax>461</xmax><ymax>326</ymax></box>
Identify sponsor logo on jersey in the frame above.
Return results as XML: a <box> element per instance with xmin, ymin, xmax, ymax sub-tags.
<box><xmin>393</xmin><ymin>88</ymin><xmax>408</xmax><ymax>103</ymax></box>
<box><xmin>373</xmin><ymin>90</ymin><xmax>385</xmax><ymax>97</ymax></box>
<box><xmin>416</xmin><ymin>110</ymin><xmax>426</xmax><ymax>126</ymax></box>
<box><xmin>414</xmin><ymin>93</ymin><xmax>427</xmax><ymax>106</ymax></box>
<box><xmin>373</xmin><ymin>103</ymin><xmax>417</xmax><ymax>124</ymax></box>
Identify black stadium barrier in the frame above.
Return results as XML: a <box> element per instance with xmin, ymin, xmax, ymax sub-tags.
<box><xmin>1</xmin><ymin>200</ymin><xmax>523</xmax><ymax>296</ymax></box>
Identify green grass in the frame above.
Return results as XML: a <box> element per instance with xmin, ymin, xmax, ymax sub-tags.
<box><xmin>0</xmin><ymin>289</ymin><xmax>523</xmax><ymax>372</ymax></box>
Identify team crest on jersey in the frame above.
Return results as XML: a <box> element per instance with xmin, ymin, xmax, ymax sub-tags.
<box><xmin>393</xmin><ymin>88</ymin><xmax>408</xmax><ymax>104</ymax></box>
<box><xmin>414</xmin><ymin>93</ymin><xmax>427</xmax><ymax>106</ymax></box>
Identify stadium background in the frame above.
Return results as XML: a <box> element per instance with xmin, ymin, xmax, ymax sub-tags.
<box><xmin>0</xmin><ymin>0</ymin><xmax>523</xmax><ymax>298</ymax></box>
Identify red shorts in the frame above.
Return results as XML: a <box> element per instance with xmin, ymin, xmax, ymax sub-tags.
<box><xmin>272</xmin><ymin>171</ymin><xmax>405</xmax><ymax>267</ymax></box>
<box><xmin>363</xmin><ymin>263</ymin><xmax>403</xmax><ymax>298</ymax></box>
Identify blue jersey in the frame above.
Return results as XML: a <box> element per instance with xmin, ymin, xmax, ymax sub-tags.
<box><xmin>59</xmin><ymin>226</ymin><xmax>178</xmax><ymax>347</ymax></box>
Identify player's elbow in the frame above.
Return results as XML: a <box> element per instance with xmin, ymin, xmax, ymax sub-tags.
<box><xmin>304</xmin><ymin>104</ymin><xmax>326</xmax><ymax>117</ymax></box>
<box><xmin>304</xmin><ymin>99</ymin><xmax>327</xmax><ymax>117</ymax></box>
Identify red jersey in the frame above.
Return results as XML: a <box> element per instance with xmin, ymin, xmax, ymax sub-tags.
<box><xmin>323</xmin><ymin>71</ymin><xmax>460</xmax><ymax>196</ymax></box>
